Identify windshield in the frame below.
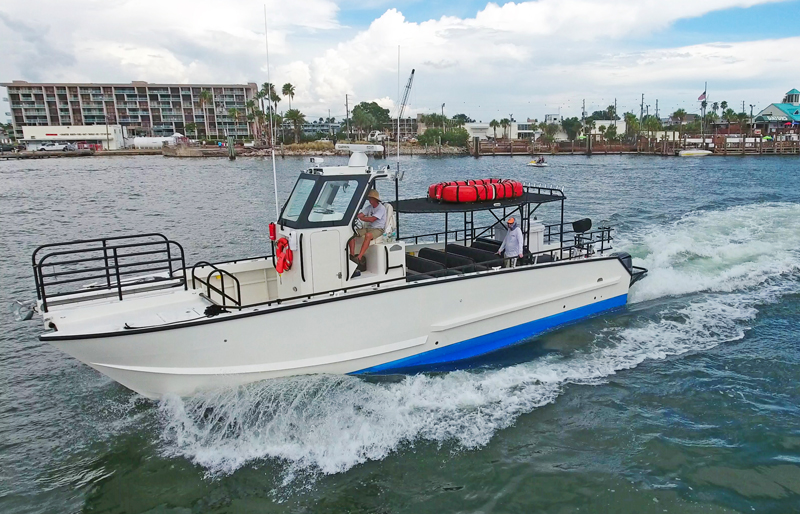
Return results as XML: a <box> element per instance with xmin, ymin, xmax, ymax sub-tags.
<box><xmin>282</xmin><ymin>177</ymin><xmax>315</xmax><ymax>222</ymax></box>
<box><xmin>308</xmin><ymin>180</ymin><xmax>360</xmax><ymax>223</ymax></box>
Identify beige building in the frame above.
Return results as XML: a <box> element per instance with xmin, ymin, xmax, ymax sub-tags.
<box><xmin>2</xmin><ymin>80</ymin><xmax>259</xmax><ymax>140</ymax></box>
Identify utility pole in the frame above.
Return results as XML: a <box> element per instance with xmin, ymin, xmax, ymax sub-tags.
<box><xmin>640</xmin><ymin>94</ymin><xmax>644</xmax><ymax>139</ymax></box>
<box><xmin>614</xmin><ymin>98</ymin><xmax>617</xmax><ymax>127</ymax></box>
<box><xmin>345</xmin><ymin>94</ymin><xmax>350</xmax><ymax>142</ymax></box>
<box><xmin>441</xmin><ymin>103</ymin><xmax>445</xmax><ymax>132</ymax></box>
<box><xmin>328</xmin><ymin>108</ymin><xmax>332</xmax><ymax>136</ymax></box>
<box><xmin>655</xmin><ymin>99</ymin><xmax>659</xmax><ymax>120</ymax></box>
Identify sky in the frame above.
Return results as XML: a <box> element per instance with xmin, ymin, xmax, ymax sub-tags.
<box><xmin>2</xmin><ymin>0</ymin><xmax>800</xmax><ymax>123</ymax></box>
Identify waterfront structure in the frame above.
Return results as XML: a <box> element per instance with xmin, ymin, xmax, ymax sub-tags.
<box><xmin>385</xmin><ymin>116</ymin><xmax>418</xmax><ymax>140</ymax></box>
<box><xmin>464</xmin><ymin>121</ymin><xmax>519</xmax><ymax>140</ymax></box>
<box><xmin>754</xmin><ymin>88</ymin><xmax>800</xmax><ymax>135</ymax></box>
<box><xmin>1</xmin><ymin>80</ymin><xmax>258</xmax><ymax>140</ymax></box>
<box><xmin>280</xmin><ymin>119</ymin><xmax>341</xmax><ymax>139</ymax></box>
<box><xmin>21</xmin><ymin>125</ymin><xmax>125</xmax><ymax>150</ymax></box>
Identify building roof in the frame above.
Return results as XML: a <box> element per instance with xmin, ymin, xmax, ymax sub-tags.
<box><xmin>0</xmin><ymin>80</ymin><xmax>257</xmax><ymax>88</ymax></box>
<box><xmin>773</xmin><ymin>103</ymin><xmax>800</xmax><ymax>121</ymax></box>
<box><xmin>786</xmin><ymin>88</ymin><xmax>800</xmax><ymax>95</ymax></box>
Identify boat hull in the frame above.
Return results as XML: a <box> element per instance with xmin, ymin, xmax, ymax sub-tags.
<box><xmin>45</xmin><ymin>257</ymin><xmax>632</xmax><ymax>399</ymax></box>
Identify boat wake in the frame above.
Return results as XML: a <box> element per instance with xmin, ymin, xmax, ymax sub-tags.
<box><xmin>156</xmin><ymin>202</ymin><xmax>800</xmax><ymax>479</ymax></box>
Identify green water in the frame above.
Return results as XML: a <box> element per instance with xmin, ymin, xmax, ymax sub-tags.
<box><xmin>1</xmin><ymin>154</ymin><xmax>799</xmax><ymax>513</ymax></box>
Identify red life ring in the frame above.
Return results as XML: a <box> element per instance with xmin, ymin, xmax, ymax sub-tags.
<box><xmin>427</xmin><ymin>178</ymin><xmax>523</xmax><ymax>203</ymax></box>
<box><xmin>275</xmin><ymin>237</ymin><xmax>293</xmax><ymax>274</ymax></box>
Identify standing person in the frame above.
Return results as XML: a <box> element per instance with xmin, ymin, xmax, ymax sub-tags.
<box><xmin>348</xmin><ymin>190</ymin><xmax>386</xmax><ymax>270</ymax></box>
<box><xmin>497</xmin><ymin>217</ymin><xmax>524</xmax><ymax>267</ymax></box>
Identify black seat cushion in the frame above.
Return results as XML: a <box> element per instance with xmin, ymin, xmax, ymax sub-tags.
<box><xmin>406</xmin><ymin>254</ymin><xmax>445</xmax><ymax>274</ymax></box>
<box><xmin>407</xmin><ymin>273</ymin><xmax>432</xmax><ymax>282</ymax></box>
<box><xmin>419</xmin><ymin>248</ymin><xmax>487</xmax><ymax>273</ymax></box>
<box><xmin>429</xmin><ymin>269</ymin><xmax>462</xmax><ymax>278</ymax></box>
<box><xmin>472</xmin><ymin>237</ymin><xmax>502</xmax><ymax>252</ymax></box>
<box><xmin>446</xmin><ymin>244</ymin><xmax>503</xmax><ymax>265</ymax></box>
<box><xmin>534</xmin><ymin>253</ymin><xmax>555</xmax><ymax>264</ymax></box>
<box><xmin>572</xmin><ymin>218</ymin><xmax>592</xmax><ymax>234</ymax></box>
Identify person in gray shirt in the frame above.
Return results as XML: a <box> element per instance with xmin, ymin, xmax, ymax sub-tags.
<box><xmin>497</xmin><ymin>217</ymin><xmax>524</xmax><ymax>267</ymax></box>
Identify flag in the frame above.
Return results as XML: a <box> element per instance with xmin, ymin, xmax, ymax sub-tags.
<box><xmin>698</xmin><ymin>91</ymin><xmax>707</xmax><ymax>101</ymax></box>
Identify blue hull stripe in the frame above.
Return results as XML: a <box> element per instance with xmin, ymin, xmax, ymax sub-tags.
<box><xmin>352</xmin><ymin>294</ymin><xmax>628</xmax><ymax>374</ymax></box>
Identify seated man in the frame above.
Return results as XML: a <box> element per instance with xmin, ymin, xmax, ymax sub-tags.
<box><xmin>348</xmin><ymin>189</ymin><xmax>386</xmax><ymax>271</ymax></box>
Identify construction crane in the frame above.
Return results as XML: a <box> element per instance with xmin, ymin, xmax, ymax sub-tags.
<box><xmin>395</xmin><ymin>69</ymin><xmax>415</xmax><ymax>182</ymax></box>
<box><xmin>398</xmin><ymin>68</ymin><xmax>415</xmax><ymax>120</ymax></box>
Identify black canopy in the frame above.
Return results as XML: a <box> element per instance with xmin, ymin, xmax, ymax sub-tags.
<box><xmin>391</xmin><ymin>191</ymin><xmax>564</xmax><ymax>214</ymax></box>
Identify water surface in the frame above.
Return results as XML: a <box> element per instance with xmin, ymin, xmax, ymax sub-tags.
<box><xmin>1</xmin><ymin>154</ymin><xmax>799</xmax><ymax>513</ymax></box>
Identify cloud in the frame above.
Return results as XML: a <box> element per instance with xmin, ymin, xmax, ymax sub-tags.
<box><xmin>0</xmin><ymin>11</ymin><xmax>76</xmax><ymax>81</ymax></box>
<box><xmin>1</xmin><ymin>0</ymin><xmax>796</xmax><ymax>121</ymax></box>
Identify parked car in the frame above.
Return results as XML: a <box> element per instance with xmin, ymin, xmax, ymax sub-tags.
<box><xmin>38</xmin><ymin>142</ymin><xmax>77</xmax><ymax>152</ymax></box>
<box><xmin>367</xmin><ymin>131</ymin><xmax>388</xmax><ymax>143</ymax></box>
<box><xmin>0</xmin><ymin>143</ymin><xmax>17</xmax><ymax>152</ymax></box>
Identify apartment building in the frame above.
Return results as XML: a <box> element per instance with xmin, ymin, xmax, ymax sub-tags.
<box><xmin>1</xmin><ymin>80</ymin><xmax>259</xmax><ymax>140</ymax></box>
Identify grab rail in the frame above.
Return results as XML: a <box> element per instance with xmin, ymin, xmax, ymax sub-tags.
<box><xmin>32</xmin><ymin>233</ymin><xmax>187</xmax><ymax>313</ymax></box>
<box><xmin>191</xmin><ymin>261</ymin><xmax>242</xmax><ymax>309</ymax></box>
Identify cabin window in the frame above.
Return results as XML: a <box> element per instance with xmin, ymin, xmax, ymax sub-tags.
<box><xmin>308</xmin><ymin>180</ymin><xmax>360</xmax><ymax>223</ymax></box>
<box><xmin>282</xmin><ymin>177</ymin><xmax>315</xmax><ymax>222</ymax></box>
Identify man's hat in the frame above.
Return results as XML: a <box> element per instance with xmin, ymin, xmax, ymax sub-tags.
<box><xmin>367</xmin><ymin>190</ymin><xmax>380</xmax><ymax>200</ymax></box>
<box><xmin>507</xmin><ymin>217</ymin><xmax>515</xmax><ymax>224</ymax></box>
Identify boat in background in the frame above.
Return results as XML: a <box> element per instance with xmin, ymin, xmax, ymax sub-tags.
<box><xmin>678</xmin><ymin>149</ymin><xmax>713</xmax><ymax>157</ymax></box>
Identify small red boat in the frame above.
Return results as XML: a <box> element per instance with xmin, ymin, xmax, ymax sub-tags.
<box><xmin>428</xmin><ymin>178</ymin><xmax>524</xmax><ymax>203</ymax></box>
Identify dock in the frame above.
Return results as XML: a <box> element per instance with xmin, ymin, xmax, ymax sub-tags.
<box><xmin>0</xmin><ymin>150</ymin><xmax>95</xmax><ymax>160</ymax></box>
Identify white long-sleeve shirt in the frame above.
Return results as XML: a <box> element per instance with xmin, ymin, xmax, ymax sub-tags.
<box><xmin>499</xmin><ymin>226</ymin><xmax>524</xmax><ymax>257</ymax></box>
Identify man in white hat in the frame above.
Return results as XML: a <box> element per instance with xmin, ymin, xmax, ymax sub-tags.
<box><xmin>348</xmin><ymin>189</ymin><xmax>386</xmax><ymax>270</ymax></box>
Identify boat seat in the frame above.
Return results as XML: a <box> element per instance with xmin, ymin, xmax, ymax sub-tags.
<box><xmin>429</xmin><ymin>269</ymin><xmax>462</xmax><ymax>278</ymax></box>
<box><xmin>472</xmin><ymin>237</ymin><xmax>502</xmax><ymax>252</ymax></box>
<box><xmin>534</xmin><ymin>253</ymin><xmax>555</xmax><ymax>264</ymax></box>
<box><xmin>446</xmin><ymin>244</ymin><xmax>503</xmax><ymax>265</ymax></box>
<box><xmin>406</xmin><ymin>254</ymin><xmax>446</xmax><ymax>274</ymax></box>
<box><xmin>418</xmin><ymin>248</ymin><xmax>487</xmax><ymax>273</ymax></box>
<box><xmin>406</xmin><ymin>273</ymin><xmax>432</xmax><ymax>282</ymax></box>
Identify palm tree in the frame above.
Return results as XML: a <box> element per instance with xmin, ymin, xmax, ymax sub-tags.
<box><xmin>282</xmin><ymin>83</ymin><xmax>295</xmax><ymax>109</ymax></box>
<box><xmin>284</xmin><ymin>108</ymin><xmax>305</xmax><ymax>143</ymax></box>
<box><xmin>672</xmin><ymin>109</ymin><xmax>687</xmax><ymax>142</ymax></box>
<box><xmin>598</xmin><ymin>125</ymin><xmax>606</xmax><ymax>142</ymax></box>
<box><xmin>499</xmin><ymin>118</ymin><xmax>510</xmax><ymax>139</ymax></box>
<box><xmin>198</xmin><ymin>90</ymin><xmax>213</xmax><ymax>138</ymax></box>
<box><xmin>184</xmin><ymin>122</ymin><xmax>197</xmax><ymax>139</ymax></box>
<box><xmin>489</xmin><ymin>119</ymin><xmax>499</xmax><ymax>139</ymax></box>
<box><xmin>623</xmin><ymin>112</ymin><xmax>638</xmax><ymax>138</ymax></box>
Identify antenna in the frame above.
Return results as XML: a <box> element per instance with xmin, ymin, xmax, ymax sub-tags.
<box><xmin>264</xmin><ymin>5</ymin><xmax>280</xmax><ymax>219</ymax></box>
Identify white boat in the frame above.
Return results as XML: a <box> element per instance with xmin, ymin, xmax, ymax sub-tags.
<box><xmin>17</xmin><ymin>144</ymin><xmax>647</xmax><ymax>399</ymax></box>
<box><xmin>678</xmin><ymin>149</ymin><xmax>712</xmax><ymax>157</ymax></box>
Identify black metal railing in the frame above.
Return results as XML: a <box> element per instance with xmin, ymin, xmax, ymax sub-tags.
<box><xmin>32</xmin><ymin>233</ymin><xmax>187</xmax><ymax>312</ymax></box>
<box><xmin>191</xmin><ymin>261</ymin><xmax>242</xmax><ymax>309</ymax></box>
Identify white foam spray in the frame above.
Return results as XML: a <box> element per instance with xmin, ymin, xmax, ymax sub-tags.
<box><xmin>157</xmin><ymin>203</ymin><xmax>800</xmax><ymax>478</ymax></box>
